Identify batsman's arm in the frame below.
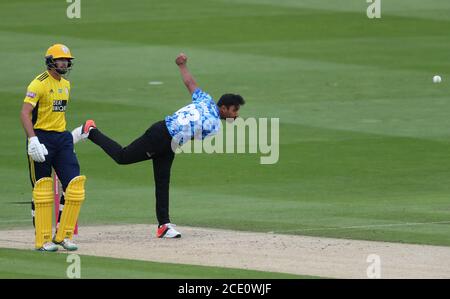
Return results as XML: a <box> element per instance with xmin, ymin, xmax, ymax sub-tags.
<box><xmin>20</xmin><ymin>103</ymin><xmax>36</xmax><ymax>138</ymax></box>
<box><xmin>176</xmin><ymin>53</ymin><xmax>198</xmax><ymax>95</ymax></box>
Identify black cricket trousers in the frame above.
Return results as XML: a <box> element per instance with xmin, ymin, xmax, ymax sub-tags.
<box><xmin>88</xmin><ymin>120</ymin><xmax>175</xmax><ymax>225</ymax></box>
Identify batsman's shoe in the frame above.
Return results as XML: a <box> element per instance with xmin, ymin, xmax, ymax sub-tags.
<box><xmin>72</xmin><ymin>120</ymin><xmax>96</xmax><ymax>144</ymax></box>
<box><xmin>157</xmin><ymin>223</ymin><xmax>181</xmax><ymax>238</ymax></box>
<box><xmin>36</xmin><ymin>242</ymin><xmax>59</xmax><ymax>252</ymax></box>
<box><xmin>53</xmin><ymin>238</ymin><xmax>78</xmax><ymax>251</ymax></box>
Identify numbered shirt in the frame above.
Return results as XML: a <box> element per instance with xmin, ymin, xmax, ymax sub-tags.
<box><xmin>165</xmin><ymin>88</ymin><xmax>220</xmax><ymax>145</ymax></box>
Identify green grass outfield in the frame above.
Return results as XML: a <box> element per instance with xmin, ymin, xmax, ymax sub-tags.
<box><xmin>0</xmin><ymin>248</ymin><xmax>315</xmax><ymax>279</ymax></box>
<box><xmin>1</xmin><ymin>0</ymin><xmax>450</xmax><ymax>258</ymax></box>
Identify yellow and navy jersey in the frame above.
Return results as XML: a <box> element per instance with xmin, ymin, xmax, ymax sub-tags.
<box><xmin>23</xmin><ymin>71</ymin><xmax>70</xmax><ymax>132</ymax></box>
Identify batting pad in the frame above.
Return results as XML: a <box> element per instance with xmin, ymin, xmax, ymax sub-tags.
<box><xmin>33</xmin><ymin>177</ymin><xmax>54</xmax><ymax>249</ymax></box>
<box><xmin>54</xmin><ymin>175</ymin><xmax>86</xmax><ymax>242</ymax></box>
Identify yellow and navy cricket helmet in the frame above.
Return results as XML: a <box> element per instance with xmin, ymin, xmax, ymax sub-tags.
<box><xmin>45</xmin><ymin>44</ymin><xmax>74</xmax><ymax>74</ymax></box>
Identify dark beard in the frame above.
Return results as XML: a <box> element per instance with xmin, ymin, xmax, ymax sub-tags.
<box><xmin>55</xmin><ymin>68</ymin><xmax>68</xmax><ymax>74</ymax></box>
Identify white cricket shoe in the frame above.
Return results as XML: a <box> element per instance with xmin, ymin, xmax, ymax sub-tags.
<box><xmin>156</xmin><ymin>223</ymin><xmax>181</xmax><ymax>238</ymax></box>
<box><xmin>53</xmin><ymin>238</ymin><xmax>78</xmax><ymax>251</ymax></box>
<box><xmin>36</xmin><ymin>242</ymin><xmax>59</xmax><ymax>252</ymax></box>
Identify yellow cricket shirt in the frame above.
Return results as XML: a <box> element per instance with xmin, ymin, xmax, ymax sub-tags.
<box><xmin>23</xmin><ymin>71</ymin><xmax>71</xmax><ymax>132</ymax></box>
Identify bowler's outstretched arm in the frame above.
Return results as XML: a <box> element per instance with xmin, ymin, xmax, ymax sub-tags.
<box><xmin>176</xmin><ymin>53</ymin><xmax>198</xmax><ymax>95</ymax></box>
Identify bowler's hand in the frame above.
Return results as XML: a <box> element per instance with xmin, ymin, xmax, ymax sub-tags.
<box><xmin>175</xmin><ymin>53</ymin><xmax>187</xmax><ymax>66</ymax></box>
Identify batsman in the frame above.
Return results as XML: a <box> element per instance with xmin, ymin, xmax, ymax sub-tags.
<box><xmin>20</xmin><ymin>44</ymin><xmax>86</xmax><ymax>251</ymax></box>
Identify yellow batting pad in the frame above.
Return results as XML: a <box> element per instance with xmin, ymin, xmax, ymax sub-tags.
<box><xmin>55</xmin><ymin>175</ymin><xmax>86</xmax><ymax>242</ymax></box>
<box><xmin>33</xmin><ymin>177</ymin><xmax>53</xmax><ymax>249</ymax></box>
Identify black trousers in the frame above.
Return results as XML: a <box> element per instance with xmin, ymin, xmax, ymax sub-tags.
<box><xmin>88</xmin><ymin>120</ymin><xmax>175</xmax><ymax>225</ymax></box>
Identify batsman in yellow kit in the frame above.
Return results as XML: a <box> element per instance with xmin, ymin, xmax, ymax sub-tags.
<box><xmin>20</xmin><ymin>44</ymin><xmax>86</xmax><ymax>251</ymax></box>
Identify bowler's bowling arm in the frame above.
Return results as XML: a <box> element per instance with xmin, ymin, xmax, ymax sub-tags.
<box><xmin>178</xmin><ymin>64</ymin><xmax>198</xmax><ymax>95</ymax></box>
<box><xmin>176</xmin><ymin>55</ymin><xmax>198</xmax><ymax>95</ymax></box>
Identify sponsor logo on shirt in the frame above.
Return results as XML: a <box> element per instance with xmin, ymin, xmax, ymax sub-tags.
<box><xmin>26</xmin><ymin>91</ymin><xmax>36</xmax><ymax>98</ymax></box>
<box><xmin>53</xmin><ymin>100</ymin><xmax>67</xmax><ymax>112</ymax></box>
